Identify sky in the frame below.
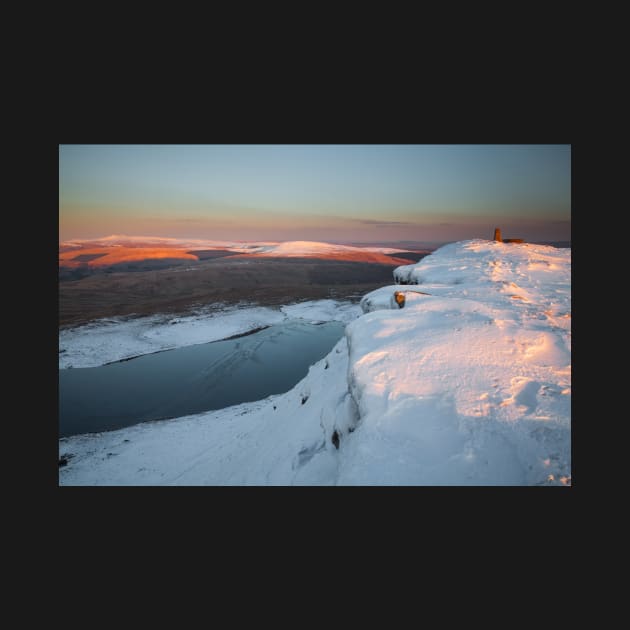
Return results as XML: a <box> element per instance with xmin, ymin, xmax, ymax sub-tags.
<box><xmin>59</xmin><ymin>145</ymin><xmax>571</xmax><ymax>244</ymax></box>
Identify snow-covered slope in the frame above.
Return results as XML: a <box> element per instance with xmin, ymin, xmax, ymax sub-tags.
<box><xmin>254</xmin><ymin>241</ymin><xmax>355</xmax><ymax>255</ymax></box>
<box><xmin>60</xmin><ymin>338</ymin><xmax>356</xmax><ymax>485</ymax></box>
<box><xmin>243</xmin><ymin>240</ymin><xmax>414</xmax><ymax>264</ymax></box>
<box><xmin>251</xmin><ymin>240</ymin><xmax>406</xmax><ymax>256</ymax></box>
<box><xmin>343</xmin><ymin>240</ymin><xmax>571</xmax><ymax>485</ymax></box>
<box><xmin>59</xmin><ymin>239</ymin><xmax>571</xmax><ymax>486</ymax></box>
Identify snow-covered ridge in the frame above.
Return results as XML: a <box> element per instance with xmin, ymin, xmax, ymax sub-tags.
<box><xmin>60</xmin><ymin>239</ymin><xmax>571</xmax><ymax>486</ymax></box>
<box><xmin>342</xmin><ymin>240</ymin><xmax>571</xmax><ymax>485</ymax></box>
<box><xmin>60</xmin><ymin>236</ymin><xmax>416</xmax><ymax>256</ymax></box>
<box><xmin>59</xmin><ymin>237</ymin><xmax>418</xmax><ymax>268</ymax></box>
<box><xmin>251</xmin><ymin>240</ymin><xmax>407</xmax><ymax>256</ymax></box>
<box><xmin>60</xmin><ymin>235</ymin><xmax>278</xmax><ymax>251</ymax></box>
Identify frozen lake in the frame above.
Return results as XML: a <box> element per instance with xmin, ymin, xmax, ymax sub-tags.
<box><xmin>59</xmin><ymin>320</ymin><xmax>345</xmax><ymax>437</ymax></box>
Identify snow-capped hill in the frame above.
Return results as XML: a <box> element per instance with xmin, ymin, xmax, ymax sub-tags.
<box><xmin>256</xmin><ymin>241</ymin><xmax>369</xmax><ymax>255</ymax></box>
<box><xmin>250</xmin><ymin>240</ymin><xmax>413</xmax><ymax>264</ymax></box>
<box><xmin>345</xmin><ymin>239</ymin><xmax>571</xmax><ymax>484</ymax></box>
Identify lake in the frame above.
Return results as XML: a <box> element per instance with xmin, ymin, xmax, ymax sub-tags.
<box><xmin>59</xmin><ymin>320</ymin><xmax>345</xmax><ymax>437</ymax></box>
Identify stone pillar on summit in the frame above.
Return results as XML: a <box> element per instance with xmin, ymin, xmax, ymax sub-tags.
<box><xmin>493</xmin><ymin>227</ymin><xmax>502</xmax><ymax>242</ymax></box>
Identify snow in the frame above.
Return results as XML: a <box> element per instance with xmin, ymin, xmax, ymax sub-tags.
<box><xmin>59</xmin><ymin>300</ymin><xmax>361</xmax><ymax>369</ymax></box>
<box><xmin>60</xmin><ymin>236</ymin><xmax>418</xmax><ymax>257</ymax></box>
<box><xmin>344</xmin><ymin>240</ymin><xmax>571</xmax><ymax>485</ymax></box>
<box><xmin>359</xmin><ymin>285</ymin><xmax>427</xmax><ymax>312</ymax></box>
<box><xmin>60</xmin><ymin>235</ymin><xmax>279</xmax><ymax>252</ymax></box>
<box><xmin>358</xmin><ymin>246</ymin><xmax>419</xmax><ymax>254</ymax></box>
<box><xmin>60</xmin><ymin>237</ymin><xmax>418</xmax><ymax>269</ymax></box>
<box><xmin>59</xmin><ymin>239</ymin><xmax>571</xmax><ymax>486</ymax></box>
<box><xmin>281</xmin><ymin>299</ymin><xmax>361</xmax><ymax>324</ymax></box>
<box><xmin>254</xmin><ymin>241</ymin><xmax>366</xmax><ymax>256</ymax></box>
<box><xmin>60</xmin><ymin>337</ymin><xmax>355</xmax><ymax>485</ymax></box>
<box><xmin>249</xmin><ymin>241</ymin><xmax>416</xmax><ymax>263</ymax></box>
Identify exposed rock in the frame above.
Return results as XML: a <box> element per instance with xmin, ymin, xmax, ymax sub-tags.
<box><xmin>331</xmin><ymin>431</ymin><xmax>340</xmax><ymax>449</ymax></box>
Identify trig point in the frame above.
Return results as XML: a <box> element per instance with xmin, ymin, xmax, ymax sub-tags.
<box><xmin>493</xmin><ymin>227</ymin><xmax>502</xmax><ymax>242</ymax></box>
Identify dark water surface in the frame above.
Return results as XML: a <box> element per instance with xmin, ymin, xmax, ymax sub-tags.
<box><xmin>59</xmin><ymin>321</ymin><xmax>345</xmax><ymax>437</ymax></box>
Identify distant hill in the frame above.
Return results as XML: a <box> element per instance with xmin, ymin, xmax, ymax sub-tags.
<box><xmin>59</xmin><ymin>237</ymin><xmax>420</xmax><ymax>278</ymax></box>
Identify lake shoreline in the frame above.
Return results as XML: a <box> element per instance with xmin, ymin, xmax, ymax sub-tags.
<box><xmin>59</xmin><ymin>299</ymin><xmax>362</xmax><ymax>370</ymax></box>
<box><xmin>60</xmin><ymin>320</ymin><xmax>346</xmax><ymax>438</ymax></box>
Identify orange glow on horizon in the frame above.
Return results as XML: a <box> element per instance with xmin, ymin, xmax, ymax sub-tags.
<box><xmin>59</xmin><ymin>245</ymin><xmax>413</xmax><ymax>268</ymax></box>
<box><xmin>59</xmin><ymin>247</ymin><xmax>199</xmax><ymax>269</ymax></box>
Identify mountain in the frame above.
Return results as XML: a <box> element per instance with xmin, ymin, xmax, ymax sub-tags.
<box><xmin>59</xmin><ymin>237</ymin><xmax>418</xmax><ymax>272</ymax></box>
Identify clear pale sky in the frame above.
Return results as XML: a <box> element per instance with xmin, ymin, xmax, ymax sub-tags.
<box><xmin>59</xmin><ymin>145</ymin><xmax>571</xmax><ymax>243</ymax></box>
